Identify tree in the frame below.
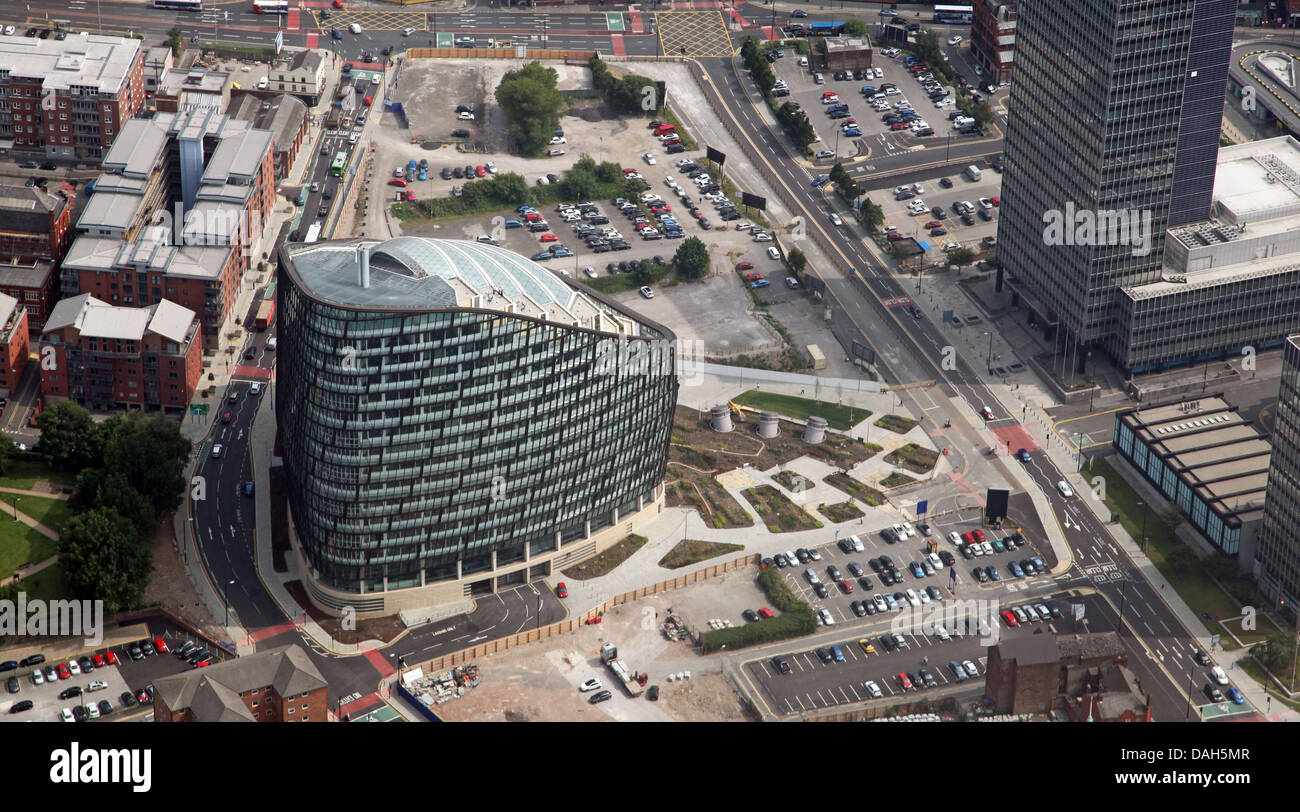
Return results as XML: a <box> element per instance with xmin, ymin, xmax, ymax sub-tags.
<box><xmin>609</xmin><ymin>74</ymin><xmax>658</xmax><ymax>115</ymax></box>
<box><xmin>69</xmin><ymin>469</ymin><xmax>157</xmax><ymax>540</ymax></box>
<box><xmin>674</xmin><ymin>237</ymin><xmax>710</xmax><ymax>281</ymax></box>
<box><xmin>58</xmin><ymin>507</ymin><xmax>151</xmax><ymax>614</ymax></box>
<box><xmin>166</xmin><ymin>26</ymin><xmax>183</xmax><ymax>57</ymax></box>
<box><xmin>99</xmin><ymin>411</ymin><xmax>191</xmax><ymax>516</ymax></box>
<box><xmin>495</xmin><ymin>62</ymin><xmax>566</xmax><ymax>157</ymax></box>
<box><xmin>843</xmin><ymin>19</ymin><xmax>870</xmax><ymax>37</ymax></box>
<box><xmin>488</xmin><ymin>172</ymin><xmax>529</xmax><ymax>206</ymax></box>
<box><xmin>632</xmin><ymin>261</ymin><xmax>655</xmax><ymax>286</ymax></box>
<box><xmin>829</xmin><ymin>162</ymin><xmax>860</xmax><ymax>203</ymax></box>
<box><xmin>856</xmin><ymin>198</ymin><xmax>884</xmax><ymax>232</ymax></box>
<box><xmin>946</xmin><ymin>247</ymin><xmax>976</xmax><ymax>267</ymax></box>
<box><xmin>562</xmin><ymin>154</ymin><xmax>602</xmax><ymax>200</ymax></box>
<box><xmin>1159</xmin><ymin>503</ymin><xmax>1183</xmax><ymax>530</ymax></box>
<box><xmin>36</xmin><ymin>400</ymin><xmax>101</xmax><ymax>471</ymax></box>
<box><xmin>0</xmin><ymin>432</ymin><xmax>13</xmax><ymax>477</ymax></box>
<box><xmin>787</xmin><ymin>247</ymin><xmax>807</xmax><ymax>274</ymax></box>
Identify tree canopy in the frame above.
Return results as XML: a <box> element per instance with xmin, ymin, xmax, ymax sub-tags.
<box><xmin>496</xmin><ymin>62</ymin><xmax>567</xmax><ymax>157</ymax></box>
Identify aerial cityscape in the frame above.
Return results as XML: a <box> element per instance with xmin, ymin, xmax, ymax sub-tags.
<box><xmin>0</xmin><ymin>0</ymin><xmax>1298</xmax><ymax>759</ymax></box>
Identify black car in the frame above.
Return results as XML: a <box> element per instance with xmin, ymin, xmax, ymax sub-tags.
<box><xmin>646</xmin><ymin>685</ymin><xmax>660</xmax><ymax>701</ymax></box>
<box><xmin>927</xmin><ymin>585</ymin><xmax>943</xmax><ymax>601</ymax></box>
<box><xmin>59</xmin><ymin>686</ymin><xmax>83</xmax><ymax>700</ymax></box>
<box><xmin>77</xmin><ymin>656</ymin><xmax>94</xmax><ymax>673</ymax></box>
<box><xmin>868</xmin><ymin>558</ymin><xmax>883</xmax><ymax>573</ymax></box>
<box><xmin>72</xmin><ymin>705</ymin><xmax>88</xmax><ymax>722</ymax></box>
<box><xmin>547</xmin><ymin>173</ymin><xmax>561</xmax><ymax>185</ymax></box>
<box><xmin>857</xmin><ymin>576</ymin><xmax>873</xmax><ymax>591</ymax></box>
<box><xmin>120</xmin><ymin>691</ymin><xmax>139</xmax><ymax>708</ymax></box>
<box><xmin>1203</xmin><ymin>683</ymin><xmax>1225</xmax><ymax>702</ymax></box>
<box><xmin>453</xmin><ymin>167</ymin><xmax>465</xmax><ymax>178</ymax></box>
<box><xmin>464</xmin><ymin>165</ymin><xmax>475</xmax><ymax>177</ymax></box>
<box><xmin>880</xmin><ymin>634</ymin><xmax>898</xmax><ymax>652</ymax></box>
<box><xmin>451</xmin><ymin>129</ymin><xmax>470</xmax><ymax>138</ymax></box>
<box><xmin>23</xmin><ymin>28</ymin><xmax>37</xmax><ymax>37</ymax></box>
<box><xmin>816</xmin><ymin>647</ymin><xmax>834</xmax><ymax>663</ymax></box>
<box><xmin>0</xmin><ymin>660</ymin><xmax>16</xmax><ymax>672</ymax></box>
<box><xmin>440</xmin><ymin>167</ymin><xmax>453</xmax><ymax>180</ymax></box>
<box><xmin>938</xmin><ymin>551</ymin><xmax>955</xmax><ymax>566</ymax></box>
<box><xmin>587</xmin><ymin>690</ymin><xmax>612</xmax><ymax>704</ymax></box>
<box><xmin>8</xmin><ymin>699</ymin><xmax>33</xmax><ymax>714</ymax></box>
<box><xmin>972</xmin><ymin>566</ymin><xmax>989</xmax><ymax>583</ymax></box>
<box><xmin>742</xmin><ymin>609</ymin><xmax>759</xmax><ymax>623</ymax></box>
<box><xmin>19</xmin><ymin>654</ymin><xmax>44</xmax><ymax>668</ymax></box>
<box><xmin>361</xmin><ymin>51</ymin><xmax>374</xmax><ymax>62</ymax></box>
<box><xmin>990</xmin><ymin>155</ymin><xmax>1005</xmax><ymax>172</ymax></box>
<box><xmin>961</xmin><ymin>214</ymin><xmax>976</xmax><ymax>226</ymax></box>
<box><xmin>381</xmin><ymin>45</ymin><xmax>393</xmax><ymax>56</ymax></box>
<box><xmin>6</xmin><ymin>676</ymin><xmax>18</xmax><ymax>694</ymax></box>
<box><xmin>98</xmin><ymin>699</ymin><xmax>113</xmax><ymax>716</ymax></box>
<box><xmin>879</xmin><ymin>555</ymin><xmax>894</xmax><ymax>569</ymax></box>
<box><xmin>1193</xmin><ymin>650</ymin><xmax>1211</xmax><ymax>667</ymax></box>
<box><xmin>772</xmin><ymin>656</ymin><xmax>791</xmax><ymax>674</ymax></box>
<box><xmin>960</xmin><ymin>545</ymin><xmax>975</xmax><ymax>560</ymax></box>
<box><xmin>813</xmin><ymin>584</ymin><xmax>829</xmax><ymax>599</ymax></box>
<box><xmin>918</xmin><ymin>668</ymin><xmax>937</xmax><ymax>688</ymax></box>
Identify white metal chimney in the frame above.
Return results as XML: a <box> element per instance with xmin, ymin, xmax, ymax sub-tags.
<box><xmin>357</xmin><ymin>243</ymin><xmax>370</xmax><ymax>288</ymax></box>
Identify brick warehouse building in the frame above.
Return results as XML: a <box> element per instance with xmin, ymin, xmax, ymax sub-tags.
<box><xmin>971</xmin><ymin>0</ymin><xmax>1017</xmax><ymax>84</ymax></box>
<box><xmin>40</xmin><ymin>294</ymin><xmax>202</xmax><ymax>412</ymax></box>
<box><xmin>152</xmin><ymin>645</ymin><xmax>328</xmax><ymax>722</ymax></box>
<box><xmin>985</xmin><ymin>632</ymin><xmax>1128</xmax><ymax>715</ymax></box>
<box><xmin>0</xmin><ymin>292</ymin><xmax>29</xmax><ymax>398</ymax></box>
<box><xmin>0</xmin><ymin>184</ymin><xmax>72</xmax><ymax>265</ymax></box>
<box><xmin>0</xmin><ymin>33</ymin><xmax>145</xmax><ymax>161</ymax></box>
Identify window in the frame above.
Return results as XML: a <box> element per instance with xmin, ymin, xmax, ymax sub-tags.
<box><xmin>288</xmin><ymin>707</ymin><xmax>295</xmax><ymax>714</ymax></box>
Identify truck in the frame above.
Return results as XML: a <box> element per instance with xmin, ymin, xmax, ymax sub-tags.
<box><xmin>600</xmin><ymin>643</ymin><xmax>646</xmax><ymax>697</ymax></box>
<box><xmin>255</xmin><ymin>299</ymin><xmax>276</xmax><ymax>330</ymax></box>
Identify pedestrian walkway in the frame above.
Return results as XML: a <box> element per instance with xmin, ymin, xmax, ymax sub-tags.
<box><xmin>0</xmin><ymin>485</ymin><xmax>69</xmax><ymax>499</ymax></box>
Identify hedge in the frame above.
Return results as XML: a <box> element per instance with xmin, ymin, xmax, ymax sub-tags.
<box><xmin>699</xmin><ymin>567</ymin><xmax>815</xmax><ymax>652</ymax></box>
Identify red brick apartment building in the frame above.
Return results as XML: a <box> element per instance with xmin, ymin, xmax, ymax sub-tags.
<box><xmin>971</xmin><ymin>0</ymin><xmax>1018</xmax><ymax>84</ymax></box>
<box><xmin>0</xmin><ymin>32</ymin><xmax>145</xmax><ymax>161</ymax></box>
<box><xmin>39</xmin><ymin>294</ymin><xmax>202</xmax><ymax>412</ymax></box>
<box><xmin>152</xmin><ymin>645</ymin><xmax>329</xmax><ymax>722</ymax></box>
<box><xmin>0</xmin><ymin>183</ymin><xmax>72</xmax><ymax>334</ymax></box>
<box><xmin>0</xmin><ymin>292</ymin><xmax>29</xmax><ymax>398</ymax></box>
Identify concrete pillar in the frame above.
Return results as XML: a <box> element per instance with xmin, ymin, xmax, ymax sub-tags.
<box><xmin>584</xmin><ymin>519</ymin><xmax>591</xmax><ymax>538</ymax></box>
<box><xmin>491</xmin><ymin>549</ymin><xmax>497</xmax><ymax>571</ymax></box>
<box><xmin>803</xmin><ymin>415</ymin><xmax>828</xmax><ymax>444</ymax></box>
<box><xmin>523</xmin><ymin>540</ymin><xmax>531</xmax><ymax>561</ymax></box>
<box><xmin>757</xmin><ymin>411</ymin><xmax>779</xmax><ymax>438</ymax></box>
<box><xmin>456</xmin><ymin>558</ymin><xmax>462</xmax><ymax>579</ymax></box>
<box><xmin>710</xmin><ymin>404</ymin><xmax>733</xmax><ymax>432</ymax></box>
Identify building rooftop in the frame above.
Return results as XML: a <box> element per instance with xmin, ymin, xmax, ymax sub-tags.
<box><xmin>43</xmin><ymin>293</ymin><xmax>196</xmax><ymax>344</ymax></box>
<box><xmin>157</xmin><ymin>67</ymin><xmax>231</xmax><ymax>98</ymax></box>
<box><xmin>229</xmin><ymin>93</ymin><xmax>308</xmax><ymax>155</ymax></box>
<box><xmin>202</xmin><ymin>127</ymin><xmax>274</xmax><ymax>184</ymax></box>
<box><xmin>1209</xmin><ymin>137</ymin><xmax>1300</xmax><ymax>225</ymax></box>
<box><xmin>996</xmin><ymin>634</ymin><xmax>1059</xmax><ymax>666</ymax></box>
<box><xmin>0</xmin><ymin>292</ymin><xmax>19</xmax><ymax>338</ymax></box>
<box><xmin>0</xmin><ymin>257</ymin><xmax>55</xmax><ymax>289</ymax></box>
<box><xmin>101</xmin><ymin>118</ymin><xmax>169</xmax><ymax>178</ymax></box>
<box><xmin>283</xmin><ymin>48</ymin><xmax>323</xmax><ymax>75</ymax></box>
<box><xmin>0</xmin><ymin>32</ymin><xmax>141</xmax><ymax>94</ymax></box>
<box><xmin>825</xmin><ymin>37</ymin><xmax>873</xmax><ymax>52</ymax></box>
<box><xmin>1118</xmin><ymin>395</ymin><xmax>1270</xmax><ymax>523</ymax></box>
<box><xmin>286</xmin><ymin>237</ymin><xmax>643</xmax><ymax>335</ymax></box>
<box><xmin>152</xmin><ymin>644</ymin><xmax>327</xmax><ymax>722</ymax></box>
<box><xmin>0</xmin><ymin>184</ymin><xmax>65</xmax><ymax>234</ymax></box>
<box><xmin>1056</xmin><ymin>632</ymin><xmax>1125</xmax><ymax>662</ymax></box>
<box><xmin>62</xmin><ymin>231</ymin><xmax>233</xmax><ymax>281</ymax></box>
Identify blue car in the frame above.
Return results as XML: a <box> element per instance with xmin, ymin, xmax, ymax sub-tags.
<box><xmin>812</xmin><ymin>175</ymin><xmax>830</xmax><ymax>187</ymax></box>
<box><xmin>530</xmin><ymin>251</ymin><xmax>553</xmax><ymax>261</ymax></box>
<box><xmin>860</xmin><ymin>86</ymin><xmax>876</xmax><ymax>95</ymax></box>
<box><xmin>1226</xmin><ymin>686</ymin><xmax>1245</xmax><ymax>705</ymax></box>
<box><xmin>750</xmin><ymin>279</ymin><xmax>771</xmax><ymax>288</ymax></box>
<box><xmin>842</xmin><ymin>128</ymin><xmax>862</xmax><ymax>137</ymax></box>
<box><xmin>1008</xmin><ymin>560</ymin><xmax>1023</xmax><ymax>578</ymax></box>
<box><xmin>1029</xmin><ymin>556</ymin><xmax>1045</xmax><ymax>571</ymax></box>
<box><xmin>909</xmin><ymin>561</ymin><xmax>924</xmax><ymax>578</ymax></box>
<box><xmin>504</xmin><ymin>218</ymin><xmax>523</xmax><ymax>229</ymax></box>
<box><xmin>517</xmin><ymin>205</ymin><xmax>537</xmax><ymax>213</ymax></box>
<box><xmin>551</xmin><ymin>248</ymin><xmax>574</xmax><ymax>258</ymax></box>
<box><xmin>242</xmin><ymin>480</ymin><xmax>254</xmax><ymax>497</ymax></box>
<box><xmin>1016</xmin><ymin>447</ymin><xmax>1031</xmax><ymax>462</ymax></box>
<box><xmin>830</xmin><ymin>644</ymin><xmax>844</xmax><ymax>663</ymax></box>
<box><xmin>986</xmin><ymin>566</ymin><xmax>1001</xmax><ymax>581</ymax></box>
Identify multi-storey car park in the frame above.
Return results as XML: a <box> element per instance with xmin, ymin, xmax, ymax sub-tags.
<box><xmin>275</xmin><ymin>236</ymin><xmax>678</xmax><ymax>617</ymax></box>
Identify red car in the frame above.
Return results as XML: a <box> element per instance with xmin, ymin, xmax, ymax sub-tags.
<box><xmin>104</xmin><ymin>651</ymin><xmax>119</xmax><ymax>666</ymax></box>
<box><xmin>556</xmin><ymin>582</ymin><xmax>567</xmax><ymax>598</ymax></box>
<box><xmin>92</xmin><ymin>654</ymin><xmax>105</xmax><ymax>668</ymax></box>
<box><xmin>154</xmin><ymin>638</ymin><xmax>169</xmax><ymax>654</ymax></box>
<box><xmin>332</xmin><ymin>0</ymin><xmax>343</xmax><ymax>6</ymax></box>
<box><xmin>405</xmin><ymin>190</ymin><xmax>417</xmax><ymax>202</ymax></box>
<box><xmin>539</xmin><ymin>233</ymin><xmax>557</xmax><ymax>242</ymax></box>
<box><xmin>475</xmin><ymin>166</ymin><xmax>486</xmax><ymax>177</ymax></box>
<box><xmin>736</xmin><ymin>261</ymin><xmax>754</xmax><ymax>271</ymax></box>
<box><xmin>891</xmin><ymin>122</ymin><xmax>907</xmax><ymax>130</ymax></box>
<box><xmin>56</xmin><ymin>663</ymin><xmax>70</xmax><ymax>680</ymax></box>
<box><xmin>886</xmin><ymin>232</ymin><xmax>904</xmax><ymax>241</ymax></box>
<box><xmin>745</xmin><ymin>272</ymin><xmax>764</xmax><ymax>282</ymax></box>
<box><xmin>838</xmin><ymin>580</ymin><xmax>853</xmax><ymax>594</ymax></box>
<box><xmin>896</xmin><ymin>672</ymin><xmax>913</xmax><ymax>690</ymax></box>
<box><xmin>990</xmin><ymin>196</ymin><xmax>1001</xmax><ymax>206</ymax></box>
<box><xmin>961</xmin><ymin>531</ymin><xmax>975</xmax><ymax>543</ymax></box>
<box><xmin>221</xmin><ymin>411</ymin><xmax>232</xmax><ymax>424</ymax></box>
<box><xmin>758</xmin><ymin>607</ymin><xmax>774</xmax><ymax>619</ymax></box>
<box><xmin>1002</xmin><ymin>609</ymin><xmax>1019</xmax><ymax>627</ymax></box>
<box><xmin>136</xmin><ymin>687</ymin><xmax>153</xmax><ymax>703</ymax></box>
<box><xmin>623</xmin><ymin>167</ymin><xmax>637</xmax><ymax>175</ymax></box>
<box><xmin>388</xmin><ymin>178</ymin><xmax>407</xmax><ymax>187</ymax></box>
<box><xmin>524</xmin><ymin>212</ymin><xmax>542</xmax><ymax>222</ymax></box>
<box><xmin>924</xmin><ymin>220</ymin><xmax>941</xmax><ymax>229</ymax></box>
<box><xmin>194</xmin><ymin>659</ymin><xmax>211</xmax><ymax>669</ymax></box>
<box><xmin>972</xmin><ymin>529</ymin><xmax>986</xmax><ymax>542</ymax></box>
<box><xmin>363</xmin><ymin>95</ymin><xmax>373</xmax><ymax>106</ymax></box>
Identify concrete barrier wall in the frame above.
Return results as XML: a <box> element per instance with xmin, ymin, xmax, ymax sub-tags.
<box><xmin>404</xmin><ymin>553</ymin><xmax>759</xmax><ymax>676</ymax></box>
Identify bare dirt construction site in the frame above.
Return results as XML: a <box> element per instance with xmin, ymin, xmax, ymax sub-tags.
<box><xmin>434</xmin><ymin>582</ymin><xmax>757</xmax><ymax>722</ymax></box>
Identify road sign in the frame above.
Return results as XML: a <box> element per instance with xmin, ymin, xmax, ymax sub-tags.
<box><xmin>917</xmin><ymin>499</ymin><xmax>928</xmax><ymax>516</ymax></box>
<box><xmin>1073</xmin><ymin>603</ymin><xmax>1086</xmax><ymax>621</ymax></box>
<box><xmin>949</xmin><ymin>567</ymin><xmax>956</xmax><ymax>583</ymax></box>
<box><xmin>275</xmin><ymin>30</ymin><xmax>283</xmax><ymax>55</ymax></box>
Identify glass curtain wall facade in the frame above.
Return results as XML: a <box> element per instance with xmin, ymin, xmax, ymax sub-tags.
<box><xmin>277</xmin><ymin>242</ymin><xmax>677</xmax><ymax>595</ymax></box>
<box><xmin>996</xmin><ymin>0</ymin><xmax>1235</xmax><ymax>372</ymax></box>
<box><xmin>1257</xmin><ymin>335</ymin><xmax>1300</xmax><ymax>612</ymax></box>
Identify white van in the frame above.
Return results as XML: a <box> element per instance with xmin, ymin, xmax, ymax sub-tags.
<box><xmin>964</xmin><ymin>164</ymin><xmax>982</xmax><ymax>182</ymax></box>
<box><xmin>813</xmin><ymin>73</ymin><xmax>825</xmax><ymax>84</ymax></box>
<box><xmin>349</xmin><ymin>23</ymin><xmax>362</xmax><ymax>34</ymax></box>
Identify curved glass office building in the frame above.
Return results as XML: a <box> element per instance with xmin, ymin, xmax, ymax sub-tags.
<box><xmin>276</xmin><ymin>237</ymin><xmax>678</xmax><ymax>616</ymax></box>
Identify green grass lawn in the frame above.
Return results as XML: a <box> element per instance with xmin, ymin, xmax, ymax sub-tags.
<box><xmin>0</xmin><ymin>493</ymin><xmax>73</xmax><ymax>533</ymax></box>
<box><xmin>732</xmin><ymin>391</ymin><xmax>871</xmax><ymax>431</ymax></box>
<box><xmin>10</xmin><ymin>562</ymin><xmax>68</xmax><ymax>603</ymax></box>
<box><xmin>0</xmin><ymin>518</ymin><xmax>59</xmax><ymax>577</ymax></box>
<box><xmin>0</xmin><ymin>459</ymin><xmax>77</xmax><ymax>491</ymax></box>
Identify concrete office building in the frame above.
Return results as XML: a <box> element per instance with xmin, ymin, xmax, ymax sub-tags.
<box><xmin>996</xmin><ymin>0</ymin><xmax>1236</xmax><ymax>374</ymax></box>
<box><xmin>1113</xmin><ymin>137</ymin><xmax>1300</xmax><ymax>372</ymax></box>
<box><xmin>277</xmin><ymin>237</ymin><xmax>678</xmax><ymax>617</ymax></box>
<box><xmin>1113</xmin><ymin>395</ymin><xmax>1269</xmax><ymax>563</ymax></box>
<box><xmin>0</xmin><ymin>33</ymin><xmax>146</xmax><ymax>160</ymax></box>
<box><xmin>1256</xmin><ymin>335</ymin><xmax>1300</xmax><ymax>616</ymax></box>
<box><xmin>971</xmin><ymin>0</ymin><xmax>1017</xmax><ymax>84</ymax></box>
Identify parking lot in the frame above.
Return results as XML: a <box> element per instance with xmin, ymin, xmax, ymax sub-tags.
<box><xmin>874</xmin><ymin>167</ymin><xmax>1003</xmax><ymax>254</ymax></box>
<box><xmin>0</xmin><ymin>625</ymin><xmax>228</xmax><ymax>723</ymax></box>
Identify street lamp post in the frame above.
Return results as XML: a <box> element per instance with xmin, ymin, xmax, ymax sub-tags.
<box><xmin>223</xmin><ymin>579</ymin><xmax>235</xmax><ymax>626</ymax></box>
<box><xmin>1136</xmin><ymin>501</ymin><xmax>1148</xmax><ymax>553</ymax></box>
<box><xmin>984</xmin><ymin>331</ymin><xmax>993</xmax><ymax>372</ymax></box>
<box><xmin>11</xmin><ymin>497</ymin><xmax>18</xmax><ymax>521</ymax></box>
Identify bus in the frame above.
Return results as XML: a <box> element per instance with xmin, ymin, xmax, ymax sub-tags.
<box><xmin>153</xmin><ymin>0</ymin><xmax>204</xmax><ymax>10</ymax></box>
<box><xmin>304</xmin><ymin>221</ymin><xmax>322</xmax><ymax>244</ymax></box>
<box><xmin>331</xmin><ymin>151</ymin><xmax>347</xmax><ymax>177</ymax></box>
<box><xmin>933</xmin><ymin>5</ymin><xmax>973</xmax><ymax>24</ymax></box>
<box><xmin>808</xmin><ymin>21</ymin><xmax>845</xmax><ymax>36</ymax></box>
<box><xmin>252</xmin><ymin>0</ymin><xmax>289</xmax><ymax>13</ymax></box>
